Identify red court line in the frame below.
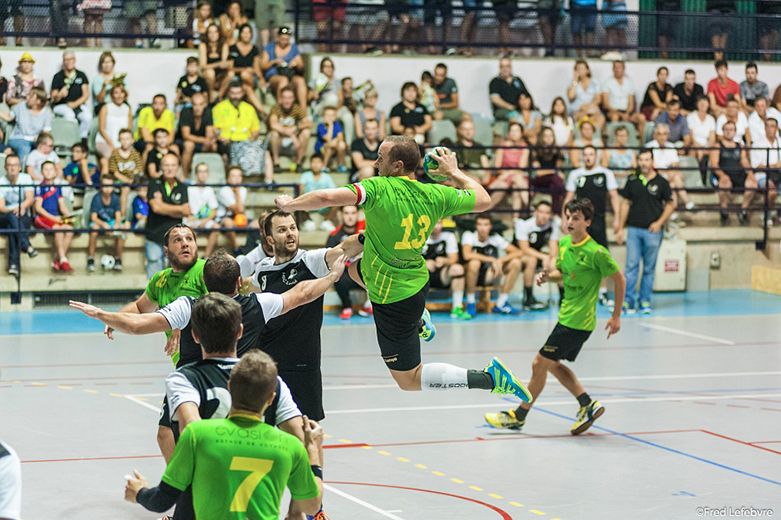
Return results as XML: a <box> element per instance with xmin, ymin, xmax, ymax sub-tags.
<box><xmin>22</xmin><ymin>454</ymin><xmax>162</xmax><ymax>464</ymax></box>
<box><xmin>324</xmin><ymin>443</ymin><xmax>369</xmax><ymax>449</ymax></box>
<box><xmin>700</xmin><ymin>430</ymin><xmax>781</xmax><ymax>456</ymax></box>
<box><xmin>326</xmin><ymin>481</ymin><xmax>513</xmax><ymax>519</ymax></box>
<box><xmin>751</xmin><ymin>441</ymin><xmax>781</xmax><ymax>445</ymax></box>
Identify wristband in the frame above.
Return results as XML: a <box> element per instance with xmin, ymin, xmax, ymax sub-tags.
<box><xmin>311</xmin><ymin>464</ymin><xmax>323</xmax><ymax>479</ymax></box>
<box><xmin>358</xmin><ymin>234</ymin><xmax>365</xmax><ymax>244</ymax></box>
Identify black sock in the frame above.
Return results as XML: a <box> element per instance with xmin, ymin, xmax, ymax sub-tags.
<box><xmin>513</xmin><ymin>405</ymin><xmax>530</xmax><ymax>420</ymax></box>
<box><xmin>577</xmin><ymin>392</ymin><xmax>591</xmax><ymax>407</ymax></box>
<box><xmin>558</xmin><ymin>285</ymin><xmax>565</xmax><ymax>299</ymax></box>
<box><xmin>467</xmin><ymin>369</ymin><xmax>494</xmax><ymax>389</ymax></box>
<box><xmin>523</xmin><ymin>286</ymin><xmax>533</xmax><ymax>301</ymax></box>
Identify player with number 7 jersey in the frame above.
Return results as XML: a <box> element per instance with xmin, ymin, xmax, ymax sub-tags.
<box><xmin>274</xmin><ymin>136</ymin><xmax>532</xmax><ymax>401</ymax></box>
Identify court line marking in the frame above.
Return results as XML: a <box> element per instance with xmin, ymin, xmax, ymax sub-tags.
<box><xmin>638</xmin><ymin>323</ymin><xmax>735</xmax><ymax>345</ymax></box>
<box><xmin>323</xmin><ymin>484</ymin><xmax>406</xmax><ymax>520</ymax></box>
<box><xmin>123</xmin><ymin>395</ymin><xmax>160</xmax><ymax>412</ymax></box>
<box><xmin>700</xmin><ymin>430</ymin><xmax>781</xmax><ymax>456</ymax></box>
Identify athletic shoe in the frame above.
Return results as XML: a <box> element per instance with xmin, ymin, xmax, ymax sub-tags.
<box><xmin>598</xmin><ymin>292</ymin><xmax>613</xmax><ymax>307</ymax></box>
<box><xmin>8</xmin><ymin>264</ymin><xmax>19</xmax><ymax>276</ymax></box>
<box><xmin>419</xmin><ymin>308</ymin><xmax>436</xmax><ymax>342</ymax></box>
<box><xmin>622</xmin><ymin>302</ymin><xmax>636</xmax><ymax>315</ymax></box>
<box><xmin>339</xmin><ymin>307</ymin><xmax>353</xmax><ymax>320</ymax></box>
<box><xmin>639</xmin><ymin>301</ymin><xmax>652</xmax><ymax>314</ymax></box>
<box><xmin>485</xmin><ymin>357</ymin><xmax>533</xmax><ymax>402</ymax></box>
<box><xmin>570</xmin><ymin>400</ymin><xmax>605</xmax><ymax>435</ymax></box>
<box><xmin>87</xmin><ymin>257</ymin><xmax>96</xmax><ymax>273</ymax></box>
<box><xmin>309</xmin><ymin>510</ymin><xmax>331</xmax><ymax>520</ymax></box>
<box><xmin>51</xmin><ymin>260</ymin><xmax>61</xmax><ymax>272</ymax></box>
<box><xmin>60</xmin><ymin>260</ymin><xmax>74</xmax><ymax>273</ymax></box>
<box><xmin>465</xmin><ymin>302</ymin><xmax>477</xmax><ymax>318</ymax></box>
<box><xmin>357</xmin><ymin>303</ymin><xmax>373</xmax><ymax>317</ymax></box>
<box><xmin>720</xmin><ymin>212</ymin><xmax>729</xmax><ymax>226</ymax></box>
<box><xmin>492</xmin><ymin>303</ymin><xmax>521</xmax><ymax>315</ymax></box>
<box><xmin>484</xmin><ymin>409</ymin><xmax>525</xmax><ymax>430</ymax></box>
<box><xmin>113</xmin><ymin>259</ymin><xmax>123</xmax><ymax>272</ymax></box>
<box><xmin>524</xmin><ymin>297</ymin><xmax>547</xmax><ymax>311</ymax></box>
<box><xmin>450</xmin><ymin>306</ymin><xmax>472</xmax><ymax>320</ymax></box>
<box><xmin>26</xmin><ymin>246</ymin><xmax>38</xmax><ymax>258</ymax></box>
<box><xmin>738</xmin><ymin>210</ymin><xmax>749</xmax><ymax>226</ymax></box>
<box><xmin>685</xmin><ymin>201</ymin><xmax>696</xmax><ymax>211</ymax></box>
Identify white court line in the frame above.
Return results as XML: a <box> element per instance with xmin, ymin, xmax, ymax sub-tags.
<box><xmin>639</xmin><ymin>323</ymin><xmax>735</xmax><ymax>345</ymax></box>
<box><xmin>323</xmin><ymin>484</ymin><xmax>406</xmax><ymax>520</ymax></box>
<box><xmin>123</xmin><ymin>395</ymin><xmax>160</xmax><ymax>412</ymax></box>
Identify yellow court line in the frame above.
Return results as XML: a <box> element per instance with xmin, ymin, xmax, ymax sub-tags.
<box><xmin>396</xmin><ymin>457</ymin><xmax>410</xmax><ymax>463</ymax></box>
<box><xmin>450</xmin><ymin>478</ymin><xmax>464</xmax><ymax>484</ymax></box>
<box><xmin>431</xmin><ymin>471</ymin><xmax>445</xmax><ymax>477</ymax></box>
<box><xmin>468</xmin><ymin>485</ymin><xmax>483</xmax><ymax>492</ymax></box>
<box><xmin>377</xmin><ymin>450</ymin><xmax>391</xmax><ymax>456</ymax></box>
<box><xmin>530</xmin><ymin>510</ymin><xmax>546</xmax><ymax>516</ymax></box>
<box><xmin>83</xmin><ymin>389</ymin><xmax>98</xmax><ymax>394</ymax></box>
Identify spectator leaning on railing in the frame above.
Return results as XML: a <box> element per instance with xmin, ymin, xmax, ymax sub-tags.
<box><xmin>0</xmin><ymin>154</ymin><xmax>37</xmax><ymax>277</ymax></box>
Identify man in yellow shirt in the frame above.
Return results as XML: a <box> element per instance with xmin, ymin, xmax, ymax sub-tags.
<box><xmin>212</xmin><ymin>80</ymin><xmax>261</xmax><ymax>161</ymax></box>
<box><xmin>135</xmin><ymin>94</ymin><xmax>176</xmax><ymax>154</ymax></box>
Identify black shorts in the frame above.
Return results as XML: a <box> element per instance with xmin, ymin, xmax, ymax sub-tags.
<box><xmin>429</xmin><ymin>265</ymin><xmax>452</xmax><ymax>289</ymax></box>
<box><xmin>477</xmin><ymin>262</ymin><xmax>493</xmax><ymax>286</ymax></box>
<box><xmin>711</xmin><ymin>170</ymin><xmax>746</xmax><ymax>189</ymax></box>
<box><xmin>279</xmin><ymin>369</ymin><xmax>324</xmax><ymax>422</ymax></box>
<box><xmin>588</xmin><ymin>218</ymin><xmax>608</xmax><ymax>249</ymax></box>
<box><xmin>158</xmin><ymin>396</ymin><xmax>172</xmax><ymax>428</ymax></box>
<box><xmin>539</xmin><ymin>322</ymin><xmax>592</xmax><ymax>362</ymax></box>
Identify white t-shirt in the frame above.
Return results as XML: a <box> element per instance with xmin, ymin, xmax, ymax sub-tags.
<box><xmin>565</xmin><ymin>166</ymin><xmax>619</xmax><ymax>192</ymax></box>
<box><xmin>187</xmin><ymin>185</ymin><xmax>218</xmax><ymax>220</ymax></box>
<box><xmin>716</xmin><ymin>112</ymin><xmax>749</xmax><ymax>143</ymax></box>
<box><xmin>157</xmin><ymin>293</ymin><xmax>285</xmax><ymax>332</ymax></box>
<box><xmin>514</xmin><ymin>215</ymin><xmax>561</xmax><ymax>246</ymax></box>
<box><xmin>748</xmin><ymin>108</ymin><xmax>781</xmax><ymax>145</ymax></box>
<box><xmin>252</xmin><ymin>248</ymin><xmax>331</xmax><ymax>289</ymax></box>
<box><xmin>750</xmin><ymin>134</ymin><xmax>781</xmax><ymax>170</ymax></box>
<box><xmin>25</xmin><ymin>150</ymin><xmax>59</xmax><ymax>181</ymax></box>
<box><xmin>0</xmin><ymin>174</ymin><xmax>34</xmax><ymax>209</ymax></box>
<box><xmin>217</xmin><ymin>185</ymin><xmax>248</xmax><ymax>219</ymax></box>
<box><xmin>0</xmin><ymin>441</ymin><xmax>21</xmax><ymax>520</ymax></box>
<box><xmin>686</xmin><ymin>112</ymin><xmax>716</xmax><ymax>147</ymax></box>
<box><xmin>603</xmin><ymin>76</ymin><xmax>636</xmax><ymax>112</ymax></box>
<box><xmin>422</xmin><ymin>231</ymin><xmax>458</xmax><ymax>258</ymax></box>
<box><xmin>645</xmin><ymin>140</ymin><xmax>680</xmax><ymax>169</ymax></box>
<box><xmin>460</xmin><ymin>231</ymin><xmax>509</xmax><ymax>258</ymax></box>
<box><xmin>544</xmin><ymin>115</ymin><xmax>575</xmax><ymax>147</ymax></box>
<box><xmin>237</xmin><ymin>245</ymin><xmax>269</xmax><ymax>278</ymax></box>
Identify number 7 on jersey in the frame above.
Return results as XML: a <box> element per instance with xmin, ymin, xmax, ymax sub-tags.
<box><xmin>229</xmin><ymin>457</ymin><xmax>274</xmax><ymax>512</ymax></box>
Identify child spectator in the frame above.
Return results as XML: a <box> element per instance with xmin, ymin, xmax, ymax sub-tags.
<box><xmin>33</xmin><ymin>161</ymin><xmax>74</xmax><ymax>272</ymax></box>
<box><xmin>26</xmin><ymin>132</ymin><xmax>61</xmax><ymax>182</ymax></box>
<box><xmin>63</xmin><ymin>143</ymin><xmax>99</xmax><ymax>188</ymax></box>
<box><xmin>131</xmin><ymin>182</ymin><xmax>149</xmax><ymax>230</ymax></box>
<box><xmin>109</xmin><ymin>129</ymin><xmax>143</xmax><ymax>215</ymax></box>
<box><xmin>419</xmin><ymin>71</ymin><xmax>439</xmax><ymax>116</ymax></box>
<box><xmin>315</xmin><ymin>106</ymin><xmax>348</xmax><ymax>172</ymax></box>
<box><xmin>217</xmin><ymin>165</ymin><xmax>252</xmax><ymax>254</ymax></box>
<box><xmin>145</xmin><ymin>129</ymin><xmax>176</xmax><ymax>179</ymax></box>
<box><xmin>300</xmin><ymin>154</ymin><xmax>337</xmax><ymax>231</ymax></box>
<box><xmin>87</xmin><ymin>176</ymin><xmax>129</xmax><ymax>272</ymax></box>
<box><xmin>176</xmin><ymin>57</ymin><xmax>209</xmax><ymax>108</ymax></box>
<box><xmin>186</xmin><ymin>162</ymin><xmax>220</xmax><ymax>256</ymax></box>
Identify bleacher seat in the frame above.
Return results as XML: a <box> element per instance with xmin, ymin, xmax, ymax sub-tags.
<box><xmin>429</xmin><ymin>119</ymin><xmax>457</xmax><ymax>145</ymax></box>
<box><xmin>472</xmin><ymin>114</ymin><xmax>494</xmax><ymax>147</ymax></box>
<box><xmin>191</xmin><ymin>153</ymin><xmax>225</xmax><ymax>183</ymax></box>
<box><xmin>52</xmin><ymin>118</ymin><xmax>81</xmax><ymax>156</ymax></box>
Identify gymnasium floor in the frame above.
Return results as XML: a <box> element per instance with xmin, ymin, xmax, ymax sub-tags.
<box><xmin>1</xmin><ymin>289</ymin><xmax>780</xmax><ymax>520</ymax></box>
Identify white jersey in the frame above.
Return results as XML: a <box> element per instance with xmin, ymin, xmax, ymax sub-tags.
<box><xmin>514</xmin><ymin>216</ymin><xmax>561</xmax><ymax>252</ymax></box>
<box><xmin>461</xmin><ymin>231</ymin><xmax>509</xmax><ymax>259</ymax></box>
<box><xmin>237</xmin><ymin>245</ymin><xmax>269</xmax><ymax>278</ymax></box>
<box><xmin>422</xmin><ymin>231</ymin><xmax>459</xmax><ymax>260</ymax></box>
<box><xmin>0</xmin><ymin>441</ymin><xmax>21</xmax><ymax>520</ymax></box>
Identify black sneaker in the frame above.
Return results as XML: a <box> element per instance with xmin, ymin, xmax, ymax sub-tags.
<box><xmin>26</xmin><ymin>246</ymin><xmax>38</xmax><ymax>258</ymax></box>
<box><xmin>738</xmin><ymin>210</ymin><xmax>749</xmax><ymax>226</ymax></box>
<box><xmin>523</xmin><ymin>297</ymin><xmax>547</xmax><ymax>311</ymax></box>
<box><xmin>113</xmin><ymin>258</ymin><xmax>123</xmax><ymax>272</ymax></box>
<box><xmin>8</xmin><ymin>264</ymin><xmax>19</xmax><ymax>276</ymax></box>
<box><xmin>87</xmin><ymin>257</ymin><xmax>95</xmax><ymax>272</ymax></box>
<box><xmin>720</xmin><ymin>212</ymin><xmax>729</xmax><ymax>226</ymax></box>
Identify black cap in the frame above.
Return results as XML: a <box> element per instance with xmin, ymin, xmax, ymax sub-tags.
<box><xmin>278</xmin><ymin>26</ymin><xmax>291</xmax><ymax>35</ymax></box>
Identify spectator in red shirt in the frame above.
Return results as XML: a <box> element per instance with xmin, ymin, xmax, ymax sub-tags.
<box><xmin>707</xmin><ymin>60</ymin><xmax>741</xmax><ymax>118</ymax></box>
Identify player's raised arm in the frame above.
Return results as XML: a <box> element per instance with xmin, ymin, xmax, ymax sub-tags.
<box><xmin>275</xmin><ymin>187</ymin><xmax>357</xmax><ymax>212</ymax></box>
<box><xmin>69</xmin><ymin>300</ymin><xmax>170</xmax><ymax>335</ymax></box>
<box><xmin>430</xmin><ymin>148</ymin><xmax>492</xmax><ymax>212</ymax></box>
<box><xmin>274</xmin><ymin>255</ymin><xmax>347</xmax><ymax>315</ymax></box>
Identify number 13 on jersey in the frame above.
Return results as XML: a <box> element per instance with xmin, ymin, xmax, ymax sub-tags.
<box><xmin>394</xmin><ymin>213</ymin><xmax>431</xmax><ymax>250</ymax></box>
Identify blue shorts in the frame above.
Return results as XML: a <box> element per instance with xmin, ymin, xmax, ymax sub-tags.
<box><xmin>570</xmin><ymin>4</ymin><xmax>598</xmax><ymax>35</ymax></box>
<box><xmin>602</xmin><ymin>1</ymin><xmax>628</xmax><ymax>29</ymax></box>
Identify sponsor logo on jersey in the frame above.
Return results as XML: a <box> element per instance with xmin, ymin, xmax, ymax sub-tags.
<box><xmin>648</xmin><ymin>184</ymin><xmax>659</xmax><ymax>195</ymax></box>
<box><xmin>282</xmin><ymin>268</ymin><xmax>299</xmax><ymax>286</ymax></box>
<box><xmin>593</xmin><ymin>175</ymin><xmax>605</xmax><ymax>187</ymax></box>
<box><xmin>529</xmin><ymin>232</ymin><xmax>539</xmax><ymax>244</ymax></box>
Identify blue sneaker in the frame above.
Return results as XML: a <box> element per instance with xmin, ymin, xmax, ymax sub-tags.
<box><xmin>484</xmin><ymin>357</ymin><xmax>533</xmax><ymax>403</ymax></box>
<box><xmin>418</xmin><ymin>308</ymin><xmax>436</xmax><ymax>342</ymax></box>
<box><xmin>465</xmin><ymin>302</ymin><xmax>477</xmax><ymax>318</ymax></box>
<box><xmin>639</xmin><ymin>301</ymin><xmax>652</xmax><ymax>314</ymax></box>
<box><xmin>492</xmin><ymin>303</ymin><xmax>521</xmax><ymax>315</ymax></box>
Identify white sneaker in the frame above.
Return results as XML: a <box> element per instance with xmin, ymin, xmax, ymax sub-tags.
<box><xmin>320</xmin><ymin>220</ymin><xmax>336</xmax><ymax>232</ymax></box>
<box><xmin>685</xmin><ymin>201</ymin><xmax>696</xmax><ymax>211</ymax></box>
<box><xmin>302</xmin><ymin>220</ymin><xmax>317</xmax><ymax>231</ymax></box>
<box><xmin>670</xmin><ymin>212</ymin><xmax>679</xmax><ymax>222</ymax></box>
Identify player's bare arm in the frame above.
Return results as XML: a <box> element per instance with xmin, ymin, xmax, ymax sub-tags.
<box><xmin>174</xmin><ymin>402</ymin><xmax>201</xmax><ymax>434</ymax></box>
<box><xmin>279</xmin><ymin>255</ymin><xmax>346</xmax><ymax>313</ymax></box>
<box><xmin>325</xmin><ymin>234</ymin><xmax>364</xmax><ymax>266</ymax></box>
<box><xmin>605</xmin><ymin>270</ymin><xmax>625</xmax><ymax>339</ymax></box>
<box><xmin>429</xmin><ymin>148</ymin><xmax>492</xmax><ymax>211</ymax></box>
<box><xmin>69</xmin><ymin>300</ymin><xmax>170</xmax><ymax>335</ymax></box>
<box><xmin>275</xmin><ymin>187</ymin><xmax>357</xmax><ymax>212</ymax></box>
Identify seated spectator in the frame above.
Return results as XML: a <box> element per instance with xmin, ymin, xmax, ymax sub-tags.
<box><xmin>640</xmin><ymin>66</ymin><xmax>673</xmax><ymax>121</ymax></box>
<box><xmin>749</xmin><ymin>117</ymin><xmax>781</xmax><ymax>224</ymax></box>
<box><xmin>354</xmin><ymin>88</ymin><xmax>386</xmax><ymax>140</ymax></box>
<box><xmin>515</xmin><ymin>93</ymin><xmax>542</xmax><ymax>144</ymax></box>
<box><xmin>26</xmin><ymin>132</ymin><xmax>61</xmax><ymax>182</ymax></box>
<box><xmin>489</xmin><ymin>122</ymin><xmax>530</xmax><ymax>215</ymax></box>
<box><xmin>489</xmin><ymin>57</ymin><xmax>529</xmax><ymax>121</ymax></box>
<box><xmin>425</xmin><ymin>218</ymin><xmax>470</xmax><ymax>320</ymax></box>
<box><xmin>87</xmin><ymin>177</ymin><xmax>130</xmax><ymax>272</ymax></box>
<box><xmin>50</xmin><ymin>51</ymin><xmax>92</xmax><ymax>140</ymax></box>
<box><xmin>309</xmin><ymin>57</ymin><xmax>340</xmax><ymax>117</ymax></box>
<box><xmin>315</xmin><ymin>106</ymin><xmax>348</xmax><ymax>172</ymax></box>
<box><xmin>327</xmin><ymin>205</ymin><xmax>371</xmax><ymax>320</ymax></box>
<box><xmin>228</xmin><ymin>23</ymin><xmax>265</xmax><ymax>113</ymax></box>
<box><xmin>646</xmin><ymin>123</ymin><xmax>693</xmax><ymax>211</ymax></box>
<box><xmin>707</xmin><ymin>59</ymin><xmax>741</xmax><ymax>118</ymax></box>
<box><xmin>350</xmin><ymin>118</ymin><xmax>380</xmax><ymax>181</ymax></box>
<box><xmin>64</xmin><ymin>142</ymin><xmax>98</xmax><ymax>188</ymax></box>
<box><xmin>454</xmin><ymin>119</ymin><xmax>490</xmax><ymax>182</ymax></box>
<box><xmin>543</xmin><ymin>96</ymin><xmax>575</xmax><ymax>147</ymax></box>
<box><xmin>261</xmin><ymin>26</ymin><xmax>307</xmax><ymax>107</ymax></box>
<box><xmin>178</xmin><ymin>92</ymin><xmax>216</xmax><ymax>176</ymax></box>
<box><xmin>673</xmin><ymin>69</ymin><xmax>705</xmax><ymax>115</ymax></box>
<box><xmin>91</xmin><ymin>51</ymin><xmax>123</xmax><ymax>114</ymax></box>
<box><xmin>530</xmin><ymin>126</ymin><xmax>566</xmax><ymax>213</ymax></box>
<box><xmin>716</xmin><ymin>98</ymin><xmax>750</xmax><ymax>145</ymax></box>
<box><xmin>199</xmin><ymin>24</ymin><xmax>231</xmax><ymax>100</ymax></box>
<box><xmin>132</xmin><ymin>182</ymin><xmax>149</xmax><ymax>230</ymax></box>
<box><xmin>213</xmin><ymin>81</ymin><xmax>262</xmax><ymax>163</ymax></box>
<box><xmin>602</xmin><ymin>60</ymin><xmax>638</xmax><ymax>125</ymax></box>
<box><xmin>217</xmin><ymin>165</ymin><xmax>255</xmax><ymax>253</ymax></box>
<box><xmin>219</xmin><ymin>0</ymin><xmax>248</xmax><ymax>45</ymax></box>
<box><xmin>462</xmin><ymin>214</ymin><xmax>522</xmax><ymax>317</ymax></box>
<box><xmin>419</xmin><ymin>71</ymin><xmax>439</xmax><ymax>116</ymax></box>
<box><xmin>433</xmin><ymin>63</ymin><xmax>464</xmax><ymax>124</ymax></box>
<box><xmin>602</xmin><ymin>125</ymin><xmax>637</xmax><ymax>177</ymax></box>
<box><xmin>135</xmin><ymin>94</ymin><xmax>176</xmax><ymax>154</ymax></box>
<box><xmin>146</xmin><ymin>129</ymin><xmax>177</xmax><ymax>180</ymax></box>
<box><xmin>108</xmin><ymin>129</ymin><xmax>143</xmax><ymax>213</ymax></box>
<box><xmin>709</xmin><ymin>120</ymin><xmax>756</xmax><ymax>226</ymax></box>
<box><xmin>0</xmin><ymin>87</ymin><xmax>51</xmax><ymax>168</ymax></box>
<box><xmin>190</xmin><ymin>0</ymin><xmax>215</xmax><ymax>48</ymax></box>
<box><xmin>570</xmin><ymin>119</ymin><xmax>603</xmax><ymax>168</ymax></box>
<box><xmin>96</xmin><ymin>84</ymin><xmax>133</xmax><ymax>175</ymax></box>
<box><xmin>655</xmin><ymin>99</ymin><xmax>691</xmax><ymax>148</ymax></box>
<box><xmin>748</xmin><ymin>97</ymin><xmax>781</xmax><ymax>144</ymax></box>
<box><xmin>740</xmin><ymin>62</ymin><xmax>768</xmax><ymax>112</ymax></box>
<box><xmin>0</xmin><ymin>154</ymin><xmax>36</xmax><ymax>276</ymax></box>
<box><xmin>176</xmin><ymin>57</ymin><xmax>209</xmax><ymax>107</ymax></box>
<box><xmin>390</xmin><ymin>82</ymin><xmax>432</xmax><ymax>144</ymax></box>
<box><xmin>300</xmin><ymin>154</ymin><xmax>337</xmax><ymax>232</ymax></box>
<box><xmin>514</xmin><ymin>200</ymin><xmax>560</xmax><ymax>310</ymax></box>
<box><xmin>33</xmin><ymin>161</ymin><xmax>74</xmax><ymax>273</ymax></box>
<box><xmin>687</xmin><ymin>96</ymin><xmax>717</xmax><ymax>151</ymax></box>
<box><xmin>567</xmin><ymin>60</ymin><xmax>604</xmax><ymax>129</ymax></box>
<box><xmin>267</xmin><ymin>85</ymin><xmax>312</xmax><ymax>168</ymax></box>
<box><xmin>6</xmin><ymin>53</ymin><xmax>44</xmax><ymax>107</ymax></box>
<box><xmin>186</xmin><ymin>162</ymin><xmax>219</xmax><ymax>256</ymax></box>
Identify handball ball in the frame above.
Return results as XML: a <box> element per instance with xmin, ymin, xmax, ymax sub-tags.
<box><xmin>423</xmin><ymin>147</ymin><xmax>451</xmax><ymax>183</ymax></box>
<box><xmin>234</xmin><ymin>213</ymin><xmax>248</xmax><ymax>228</ymax></box>
<box><xmin>100</xmin><ymin>254</ymin><xmax>115</xmax><ymax>270</ymax></box>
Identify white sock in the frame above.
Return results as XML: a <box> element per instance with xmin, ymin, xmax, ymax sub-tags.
<box><xmin>452</xmin><ymin>290</ymin><xmax>464</xmax><ymax>309</ymax></box>
<box><xmin>421</xmin><ymin>363</ymin><xmax>469</xmax><ymax>391</ymax></box>
<box><xmin>496</xmin><ymin>293</ymin><xmax>509</xmax><ymax>307</ymax></box>
<box><xmin>466</xmin><ymin>293</ymin><xmax>476</xmax><ymax>304</ymax></box>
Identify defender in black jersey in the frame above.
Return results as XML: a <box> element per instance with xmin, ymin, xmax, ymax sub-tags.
<box><xmin>514</xmin><ymin>200</ymin><xmax>561</xmax><ymax>309</ymax></box>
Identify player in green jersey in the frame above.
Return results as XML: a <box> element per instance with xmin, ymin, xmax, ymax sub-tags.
<box><xmin>274</xmin><ymin>136</ymin><xmax>531</xmax><ymax>402</ymax></box>
<box><xmin>485</xmin><ymin>198</ymin><xmax>626</xmax><ymax>435</ymax></box>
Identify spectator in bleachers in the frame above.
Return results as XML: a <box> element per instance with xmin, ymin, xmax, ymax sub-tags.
<box><xmin>6</xmin><ymin>53</ymin><xmax>44</xmax><ymax>108</ymax></box>
<box><xmin>757</xmin><ymin>1</ymin><xmax>781</xmax><ymax>61</ymax></box>
<box><xmin>261</xmin><ymin>26</ymin><xmax>307</xmax><ymax>107</ymax></box>
<box><xmin>255</xmin><ymin>0</ymin><xmax>286</xmax><ymax>48</ymax></box>
<box><xmin>0</xmin><ymin>2</ymin><xmax>23</xmax><ymax>47</ymax></box>
<box><xmin>707</xmin><ymin>59</ymin><xmax>740</xmax><ymax>118</ymax></box>
<box><xmin>489</xmin><ymin>57</ymin><xmax>529</xmax><ymax>122</ymax></box>
<box><xmin>213</xmin><ymin>80</ymin><xmax>262</xmax><ymax>162</ymax></box>
<box><xmin>459</xmin><ymin>0</ymin><xmax>479</xmax><ymax>56</ymax></box>
<box><xmin>191</xmin><ymin>1</ymin><xmax>216</xmax><ymax>48</ymax></box>
<box><xmin>740</xmin><ymin>62</ymin><xmax>768</xmax><ymax>112</ymax></box>
<box><xmin>300</xmin><ymin>154</ymin><xmax>337</xmax><ymax>232</ymax></box>
<box><xmin>107</xmin><ymin>129</ymin><xmax>140</xmax><ymax>214</ymax></box>
<box><xmin>50</xmin><ymin>51</ymin><xmax>91</xmax><ymax>140</ymax></box>
<box><xmin>516</xmin><ymin>93</ymin><xmax>542</xmax><ymax>144</ymax></box>
<box><xmin>493</xmin><ymin>0</ymin><xmax>517</xmax><ymax>56</ymax></box>
<box><xmin>217</xmin><ymin>165</ymin><xmax>255</xmax><ymax>252</ymax></box>
<box><xmin>656</xmin><ymin>0</ymin><xmax>679</xmax><ymax>58</ymax></box>
<box><xmin>716</xmin><ymin>98</ymin><xmax>750</xmax><ymax>145</ymax></box>
<box><xmin>25</xmin><ymin>132</ymin><xmax>61</xmax><ymax>182</ymax></box>
<box><xmin>706</xmin><ymin>0</ymin><xmax>735</xmax><ymax>61</ymax></box>
<box><xmin>569</xmin><ymin>119</ymin><xmax>603</xmax><ymax>168</ymax></box>
<box><xmin>646</xmin><ymin>123</ymin><xmax>694</xmax><ymax>212</ymax></box>
<box><xmin>354</xmin><ymin>88</ymin><xmax>386</xmax><ymax>140</ymax></box>
<box><xmin>423</xmin><ymin>220</ymin><xmax>470</xmax><ymax>320</ymax></box>
<box><xmin>0</xmin><ymin>87</ymin><xmax>51</xmax><ymax>169</ymax></box>
<box><xmin>33</xmin><ymin>161</ymin><xmax>74</xmax><ymax>273</ymax></box>
<box><xmin>219</xmin><ymin>0</ymin><xmax>249</xmax><ymax>46</ymax></box>
<box><xmin>655</xmin><ymin>99</ymin><xmax>691</xmax><ymax>148</ymax></box>
<box><xmin>64</xmin><ymin>142</ymin><xmax>98</xmax><ymax>188</ymax></box>
<box><xmin>543</xmin><ymin>96</ymin><xmax>575</xmax><ymax>147</ymax></box>
<box><xmin>602</xmin><ymin>60</ymin><xmax>638</xmax><ymax>126</ymax></box>
<box><xmin>145</xmin><ymin>153</ymin><xmax>191</xmax><ymax>277</ymax></box>
<box><xmin>489</xmin><ymin>121</ymin><xmax>530</xmax><ymax>215</ymax></box>
<box><xmin>709</xmin><ymin>120</ymin><xmax>756</xmax><ymax>226</ymax></box>
<box><xmin>454</xmin><ymin>118</ymin><xmax>490</xmax><ymax>182</ymax></box>
<box><xmin>433</xmin><ymin>63</ymin><xmax>464</xmax><ymax>125</ymax></box>
<box><xmin>602</xmin><ymin>125</ymin><xmax>637</xmax><ymax>177</ymax></box>
<box><xmin>315</xmin><ymin>106</ymin><xmax>348</xmax><ymax>172</ymax></box>
<box><xmin>135</xmin><ymin>94</ymin><xmax>176</xmax><ymax>154</ymax></box>
<box><xmin>327</xmin><ymin>205</ymin><xmax>371</xmax><ymax>319</ymax></box>
<box><xmin>640</xmin><ymin>66</ymin><xmax>673</xmax><ymax>122</ymax></box>
<box><xmin>132</xmin><ymin>181</ymin><xmax>149</xmax><ymax>230</ymax></box>
<box><xmin>179</xmin><ymin>92</ymin><xmax>217</xmax><ymax>176</ymax></box>
<box><xmin>687</xmin><ymin>96</ymin><xmax>717</xmax><ymax>181</ymax></box>
<box><xmin>228</xmin><ymin>23</ymin><xmax>265</xmax><ymax>113</ymax></box>
<box><xmin>186</xmin><ymin>162</ymin><xmax>219</xmax><ymax>256</ymax></box>
<box><xmin>419</xmin><ymin>71</ymin><xmax>439</xmax><ymax>117</ymax></box>
<box><xmin>536</xmin><ymin>0</ymin><xmax>561</xmax><ymax>56</ymax></box>
<box><xmin>530</xmin><ymin>126</ymin><xmax>565</xmax><ymax>213</ymax></box>
<box><xmin>514</xmin><ymin>200</ymin><xmax>559</xmax><ymax>310</ymax></box>
<box><xmin>125</xmin><ymin>0</ymin><xmax>159</xmax><ymax>49</ymax></box>
<box><xmin>462</xmin><ymin>214</ymin><xmax>522</xmax><ymax>316</ymax></box>
<box><xmin>749</xmin><ymin>117</ymin><xmax>781</xmax><ymax>224</ymax></box>
<box><xmin>199</xmin><ymin>24</ymin><xmax>231</xmax><ymax>101</ymax></box>
<box><xmin>87</xmin><ymin>176</ymin><xmax>129</xmax><ymax>272</ymax></box>
<box><xmin>748</xmin><ymin>97</ymin><xmax>781</xmax><ymax>145</ymax></box>
<box><xmin>176</xmin><ymin>57</ymin><xmax>209</xmax><ymax>108</ymax></box>
<box><xmin>96</xmin><ymin>84</ymin><xmax>132</xmax><ymax>176</ymax></box>
<box><xmin>602</xmin><ymin>0</ymin><xmax>628</xmax><ymax>55</ymax></box>
<box><xmin>91</xmin><ymin>51</ymin><xmax>121</xmax><ymax>114</ymax></box>
<box><xmin>390</xmin><ymin>82</ymin><xmax>432</xmax><ymax>144</ymax></box>
<box><xmin>570</xmin><ymin>0</ymin><xmax>598</xmax><ymax>56</ymax></box>
<box><xmin>310</xmin><ymin>57</ymin><xmax>340</xmax><ymax>117</ymax></box>
<box><xmin>567</xmin><ymin>60</ymin><xmax>604</xmax><ymax>129</ymax></box>
<box><xmin>145</xmin><ymin>129</ymin><xmax>178</xmax><ymax>180</ymax></box>
<box><xmin>0</xmin><ymin>154</ymin><xmax>36</xmax><ymax>276</ymax></box>
<box><xmin>673</xmin><ymin>69</ymin><xmax>705</xmax><ymax>115</ymax></box>
<box><xmin>350</xmin><ymin>118</ymin><xmax>380</xmax><ymax>181</ymax></box>
<box><xmin>267</xmin><ymin>85</ymin><xmax>311</xmax><ymax>168</ymax></box>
